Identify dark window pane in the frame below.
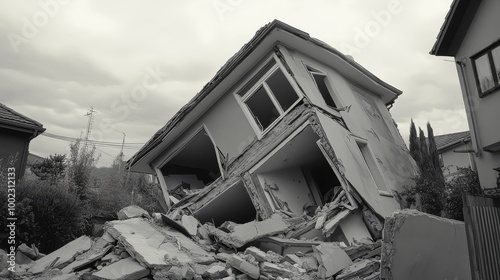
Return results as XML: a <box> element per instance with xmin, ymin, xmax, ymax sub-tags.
<box><xmin>238</xmin><ymin>60</ymin><xmax>276</xmax><ymax>97</ymax></box>
<box><xmin>492</xmin><ymin>46</ymin><xmax>500</xmax><ymax>81</ymax></box>
<box><xmin>245</xmin><ymin>86</ymin><xmax>280</xmax><ymax>130</ymax></box>
<box><xmin>266</xmin><ymin>69</ymin><xmax>299</xmax><ymax>111</ymax></box>
<box><xmin>475</xmin><ymin>53</ymin><xmax>495</xmax><ymax>93</ymax></box>
<box><xmin>313</xmin><ymin>74</ymin><xmax>337</xmax><ymax>108</ymax></box>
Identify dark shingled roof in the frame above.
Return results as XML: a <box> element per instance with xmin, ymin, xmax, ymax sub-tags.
<box><xmin>0</xmin><ymin>103</ymin><xmax>45</xmax><ymax>133</ymax></box>
<box><xmin>435</xmin><ymin>131</ymin><xmax>470</xmax><ymax>151</ymax></box>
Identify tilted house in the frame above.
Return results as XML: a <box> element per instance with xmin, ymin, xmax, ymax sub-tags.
<box><xmin>128</xmin><ymin>20</ymin><xmax>418</xmax><ymax>243</ymax></box>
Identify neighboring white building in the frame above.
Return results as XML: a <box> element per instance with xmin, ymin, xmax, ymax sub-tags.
<box><xmin>431</xmin><ymin>0</ymin><xmax>500</xmax><ymax>188</ymax></box>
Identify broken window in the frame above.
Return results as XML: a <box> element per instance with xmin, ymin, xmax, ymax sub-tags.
<box><xmin>307</xmin><ymin>66</ymin><xmax>338</xmax><ymax>108</ymax></box>
<box><xmin>238</xmin><ymin>61</ymin><xmax>299</xmax><ymax>132</ymax></box>
<box><xmin>355</xmin><ymin>140</ymin><xmax>389</xmax><ymax>193</ymax></box>
<box><xmin>160</xmin><ymin>127</ymin><xmax>222</xmax><ymax>195</ymax></box>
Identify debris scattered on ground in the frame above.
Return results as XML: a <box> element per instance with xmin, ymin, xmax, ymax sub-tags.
<box><xmin>3</xmin><ymin>204</ymin><xmax>387</xmax><ymax>280</ymax></box>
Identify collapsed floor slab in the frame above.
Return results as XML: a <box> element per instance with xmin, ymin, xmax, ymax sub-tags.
<box><xmin>104</xmin><ymin>218</ymin><xmax>214</xmax><ymax>269</ymax></box>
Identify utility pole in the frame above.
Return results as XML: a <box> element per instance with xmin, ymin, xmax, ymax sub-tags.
<box><xmin>118</xmin><ymin>132</ymin><xmax>126</xmax><ymax>173</ymax></box>
<box><xmin>83</xmin><ymin>107</ymin><xmax>96</xmax><ymax>152</ymax></box>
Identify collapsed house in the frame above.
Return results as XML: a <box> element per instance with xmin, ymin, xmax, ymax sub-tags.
<box><xmin>127</xmin><ymin>19</ymin><xmax>418</xmax><ymax>243</ymax></box>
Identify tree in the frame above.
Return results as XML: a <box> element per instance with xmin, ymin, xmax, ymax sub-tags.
<box><xmin>67</xmin><ymin>138</ymin><xmax>100</xmax><ymax>200</ymax></box>
<box><xmin>401</xmin><ymin>122</ymin><xmax>445</xmax><ymax>216</ymax></box>
<box><xmin>31</xmin><ymin>154</ymin><xmax>67</xmax><ymax>184</ymax></box>
<box><xmin>409</xmin><ymin>120</ymin><xmax>420</xmax><ymax>166</ymax></box>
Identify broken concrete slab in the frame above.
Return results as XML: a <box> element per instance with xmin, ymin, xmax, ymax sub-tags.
<box><xmin>251</xmin><ymin>236</ymin><xmax>323</xmax><ymax>256</ymax></box>
<box><xmin>92</xmin><ymin>257</ymin><xmax>150</xmax><ymax>280</ymax></box>
<box><xmin>117</xmin><ymin>205</ymin><xmax>148</xmax><ymax>220</ymax></box>
<box><xmin>29</xmin><ymin>236</ymin><xmax>92</xmax><ymax>274</ymax></box>
<box><xmin>61</xmin><ymin>243</ymin><xmax>112</xmax><ymax>274</ymax></box>
<box><xmin>160</xmin><ymin>213</ymin><xmax>192</xmax><ymax>238</ymax></box>
<box><xmin>336</xmin><ymin>259</ymin><xmax>380</xmax><ymax>280</ymax></box>
<box><xmin>206</xmin><ymin>264</ymin><xmax>229</xmax><ymax>279</ymax></box>
<box><xmin>105</xmin><ymin>218</ymin><xmax>214</xmax><ymax>269</ymax></box>
<box><xmin>380</xmin><ymin>209</ymin><xmax>471</xmax><ymax>280</ymax></box>
<box><xmin>207</xmin><ymin>215</ymin><xmax>289</xmax><ymax>248</ymax></box>
<box><xmin>226</xmin><ymin>255</ymin><xmax>260</xmax><ymax>279</ymax></box>
<box><xmin>101</xmin><ymin>231</ymin><xmax>117</xmax><ymax>243</ymax></box>
<box><xmin>322</xmin><ymin>209</ymin><xmax>351</xmax><ymax>237</ymax></box>
<box><xmin>312</xmin><ymin>243</ymin><xmax>352</xmax><ymax>278</ymax></box>
<box><xmin>243</xmin><ymin>247</ymin><xmax>266</xmax><ymax>262</ymax></box>
<box><xmin>181</xmin><ymin>215</ymin><xmax>200</xmax><ymax>236</ymax></box>
<box><xmin>16</xmin><ymin>250</ymin><xmax>34</xmax><ymax>265</ymax></box>
<box><xmin>102</xmin><ymin>252</ymin><xmax>121</xmax><ymax>264</ymax></box>
<box><xmin>362</xmin><ymin>206</ymin><xmax>383</xmax><ymax>240</ymax></box>
<box><xmin>260</xmin><ymin>262</ymin><xmax>292</xmax><ymax>278</ymax></box>
<box><xmin>17</xmin><ymin>243</ymin><xmax>40</xmax><ymax>260</ymax></box>
<box><xmin>282</xmin><ymin>254</ymin><xmax>302</xmax><ymax>266</ymax></box>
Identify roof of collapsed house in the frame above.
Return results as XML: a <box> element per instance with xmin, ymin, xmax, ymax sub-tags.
<box><xmin>126</xmin><ymin>19</ymin><xmax>402</xmax><ymax>173</ymax></box>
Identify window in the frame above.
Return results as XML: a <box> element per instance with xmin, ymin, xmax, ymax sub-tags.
<box><xmin>238</xmin><ymin>62</ymin><xmax>299</xmax><ymax>132</ymax></box>
<box><xmin>472</xmin><ymin>42</ymin><xmax>500</xmax><ymax>97</ymax></box>
<box><xmin>307</xmin><ymin>66</ymin><xmax>338</xmax><ymax>108</ymax></box>
<box><xmin>356</xmin><ymin>139</ymin><xmax>389</xmax><ymax>194</ymax></box>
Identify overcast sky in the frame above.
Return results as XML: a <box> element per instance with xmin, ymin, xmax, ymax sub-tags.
<box><xmin>0</xmin><ymin>0</ymin><xmax>467</xmax><ymax>167</ymax></box>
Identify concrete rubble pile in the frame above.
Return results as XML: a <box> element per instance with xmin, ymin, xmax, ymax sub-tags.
<box><xmin>2</xmin><ymin>204</ymin><xmax>385</xmax><ymax>280</ymax></box>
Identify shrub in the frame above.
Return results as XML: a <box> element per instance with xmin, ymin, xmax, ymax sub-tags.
<box><xmin>0</xmin><ymin>179</ymin><xmax>90</xmax><ymax>253</ymax></box>
<box><xmin>445</xmin><ymin>167</ymin><xmax>482</xmax><ymax>221</ymax></box>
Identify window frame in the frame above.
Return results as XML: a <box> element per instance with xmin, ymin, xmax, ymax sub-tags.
<box><xmin>303</xmin><ymin>62</ymin><xmax>343</xmax><ymax>117</ymax></box>
<box><xmin>471</xmin><ymin>39</ymin><xmax>500</xmax><ymax>98</ymax></box>
<box><xmin>234</xmin><ymin>55</ymin><xmax>303</xmax><ymax>138</ymax></box>
<box><xmin>353</xmin><ymin>136</ymin><xmax>392</xmax><ymax>197</ymax></box>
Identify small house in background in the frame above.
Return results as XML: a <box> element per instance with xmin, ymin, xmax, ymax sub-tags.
<box><xmin>435</xmin><ymin>131</ymin><xmax>476</xmax><ymax>180</ymax></box>
<box><xmin>0</xmin><ymin>103</ymin><xmax>45</xmax><ymax>181</ymax></box>
<box><xmin>128</xmin><ymin>20</ymin><xmax>418</xmax><ymax>244</ymax></box>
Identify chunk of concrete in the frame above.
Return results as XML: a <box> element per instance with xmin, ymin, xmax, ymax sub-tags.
<box><xmin>260</xmin><ymin>262</ymin><xmax>292</xmax><ymax>278</ymax></box>
<box><xmin>362</xmin><ymin>206</ymin><xmax>383</xmax><ymax>240</ymax></box>
<box><xmin>380</xmin><ymin>209</ymin><xmax>471</xmax><ymax>280</ymax></box>
<box><xmin>102</xmin><ymin>252</ymin><xmax>121</xmax><ymax>264</ymax></box>
<box><xmin>92</xmin><ymin>257</ymin><xmax>150</xmax><ymax>280</ymax></box>
<box><xmin>61</xmin><ymin>243</ymin><xmax>112</xmax><ymax>274</ymax></box>
<box><xmin>181</xmin><ymin>215</ymin><xmax>200</xmax><ymax>236</ymax></box>
<box><xmin>29</xmin><ymin>236</ymin><xmax>92</xmax><ymax>274</ymax></box>
<box><xmin>117</xmin><ymin>205</ymin><xmax>148</xmax><ymax>220</ymax></box>
<box><xmin>336</xmin><ymin>259</ymin><xmax>380</xmax><ymax>280</ymax></box>
<box><xmin>312</xmin><ymin>243</ymin><xmax>352</xmax><ymax>278</ymax></box>
<box><xmin>206</xmin><ymin>264</ymin><xmax>229</xmax><ymax>279</ymax></box>
<box><xmin>16</xmin><ymin>251</ymin><xmax>33</xmax><ymax>265</ymax></box>
<box><xmin>105</xmin><ymin>218</ymin><xmax>214</xmax><ymax>269</ymax></box>
<box><xmin>282</xmin><ymin>254</ymin><xmax>301</xmax><ymax>266</ymax></box>
<box><xmin>17</xmin><ymin>243</ymin><xmax>39</xmax><ymax>260</ymax></box>
<box><xmin>207</xmin><ymin>215</ymin><xmax>289</xmax><ymax>248</ymax></box>
<box><xmin>226</xmin><ymin>255</ymin><xmax>260</xmax><ymax>279</ymax></box>
<box><xmin>244</xmin><ymin>247</ymin><xmax>266</xmax><ymax>262</ymax></box>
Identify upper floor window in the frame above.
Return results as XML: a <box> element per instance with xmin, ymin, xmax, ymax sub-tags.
<box><xmin>472</xmin><ymin>42</ymin><xmax>500</xmax><ymax>97</ymax></box>
<box><xmin>237</xmin><ymin>60</ymin><xmax>299</xmax><ymax>132</ymax></box>
<box><xmin>306</xmin><ymin>65</ymin><xmax>339</xmax><ymax>109</ymax></box>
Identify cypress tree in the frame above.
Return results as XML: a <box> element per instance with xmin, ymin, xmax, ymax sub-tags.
<box><xmin>409</xmin><ymin>120</ymin><xmax>420</xmax><ymax>167</ymax></box>
<box><xmin>427</xmin><ymin>122</ymin><xmax>440</xmax><ymax>171</ymax></box>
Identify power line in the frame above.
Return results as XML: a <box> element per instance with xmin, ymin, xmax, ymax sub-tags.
<box><xmin>40</xmin><ymin>132</ymin><xmax>145</xmax><ymax>149</ymax></box>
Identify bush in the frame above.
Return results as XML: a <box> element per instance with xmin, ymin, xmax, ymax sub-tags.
<box><xmin>445</xmin><ymin>167</ymin><xmax>482</xmax><ymax>221</ymax></box>
<box><xmin>0</xmin><ymin>179</ymin><xmax>90</xmax><ymax>253</ymax></box>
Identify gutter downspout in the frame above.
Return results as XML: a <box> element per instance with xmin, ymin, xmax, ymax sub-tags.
<box><xmin>457</xmin><ymin>60</ymin><xmax>480</xmax><ymax>157</ymax></box>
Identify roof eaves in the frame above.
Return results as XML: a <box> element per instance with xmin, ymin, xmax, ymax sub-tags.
<box><xmin>430</xmin><ymin>0</ymin><xmax>482</xmax><ymax>56</ymax></box>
